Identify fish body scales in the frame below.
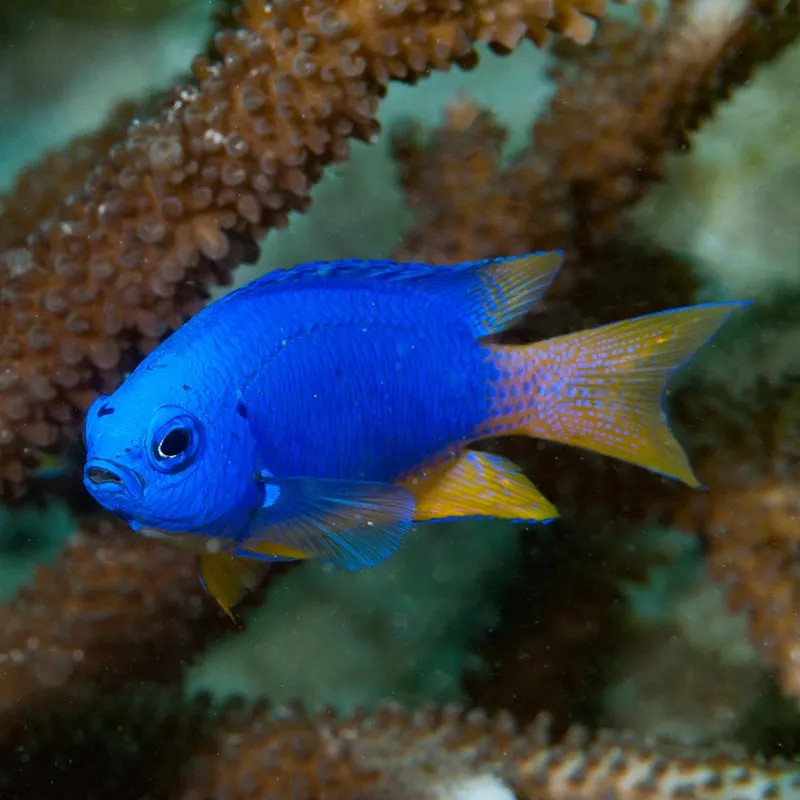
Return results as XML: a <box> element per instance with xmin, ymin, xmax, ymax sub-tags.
<box><xmin>174</xmin><ymin>276</ymin><xmax>493</xmax><ymax>481</ymax></box>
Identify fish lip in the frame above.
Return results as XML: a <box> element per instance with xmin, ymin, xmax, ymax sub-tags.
<box><xmin>83</xmin><ymin>458</ymin><xmax>144</xmax><ymax>502</ymax></box>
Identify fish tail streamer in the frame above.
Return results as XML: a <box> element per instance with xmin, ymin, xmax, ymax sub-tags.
<box><xmin>480</xmin><ymin>303</ymin><xmax>745</xmax><ymax>485</ymax></box>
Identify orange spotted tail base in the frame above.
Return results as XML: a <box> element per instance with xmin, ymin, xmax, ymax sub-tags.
<box><xmin>480</xmin><ymin>303</ymin><xmax>745</xmax><ymax>485</ymax></box>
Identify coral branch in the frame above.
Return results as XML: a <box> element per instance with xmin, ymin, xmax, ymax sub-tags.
<box><xmin>6</xmin><ymin>689</ymin><xmax>797</xmax><ymax>800</ymax></box>
<box><xmin>177</xmin><ymin>703</ymin><xmax>800</xmax><ymax>799</ymax></box>
<box><xmin>0</xmin><ymin>100</ymin><xmax>147</xmax><ymax>252</ymax></box>
<box><xmin>0</xmin><ymin>0</ymin><xmax>608</xmax><ymax>496</ymax></box>
<box><xmin>695</xmin><ymin>477</ymin><xmax>800</xmax><ymax>702</ymax></box>
<box><xmin>0</xmin><ymin>519</ymin><xmax>233</xmax><ymax>726</ymax></box>
<box><xmin>393</xmin><ymin>0</ymin><xmax>800</xmax><ymax>269</ymax></box>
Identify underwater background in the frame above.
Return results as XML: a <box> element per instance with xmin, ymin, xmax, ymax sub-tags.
<box><xmin>1</xmin><ymin>0</ymin><xmax>800</xmax><ymax>797</ymax></box>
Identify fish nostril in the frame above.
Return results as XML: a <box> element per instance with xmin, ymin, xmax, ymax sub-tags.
<box><xmin>86</xmin><ymin>465</ymin><xmax>124</xmax><ymax>486</ymax></box>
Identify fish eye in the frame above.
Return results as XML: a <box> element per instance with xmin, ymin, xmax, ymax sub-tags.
<box><xmin>156</xmin><ymin>427</ymin><xmax>191</xmax><ymax>459</ymax></box>
<box><xmin>147</xmin><ymin>407</ymin><xmax>201</xmax><ymax>474</ymax></box>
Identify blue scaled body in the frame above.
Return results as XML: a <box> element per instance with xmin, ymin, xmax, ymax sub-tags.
<box><xmin>220</xmin><ymin>261</ymin><xmax>494</xmax><ymax>481</ymax></box>
<box><xmin>83</xmin><ymin>257</ymin><xmax>526</xmax><ymax>555</ymax></box>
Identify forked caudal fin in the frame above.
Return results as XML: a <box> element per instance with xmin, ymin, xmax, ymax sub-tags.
<box><xmin>482</xmin><ymin>303</ymin><xmax>746</xmax><ymax>485</ymax></box>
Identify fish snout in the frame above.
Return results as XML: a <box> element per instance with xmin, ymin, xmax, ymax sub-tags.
<box><xmin>83</xmin><ymin>459</ymin><xmax>143</xmax><ymax>502</ymax></box>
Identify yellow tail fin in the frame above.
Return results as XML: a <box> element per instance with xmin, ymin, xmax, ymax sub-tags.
<box><xmin>481</xmin><ymin>303</ymin><xmax>744</xmax><ymax>485</ymax></box>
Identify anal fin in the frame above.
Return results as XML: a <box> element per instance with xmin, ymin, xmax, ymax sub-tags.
<box><xmin>400</xmin><ymin>450</ymin><xmax>558</xmax><ymax>523</ymax></box>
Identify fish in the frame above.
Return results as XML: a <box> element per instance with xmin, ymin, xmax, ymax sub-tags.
<box><xmin>82</xmin><ymin>252</ymin><xmax>744</xmax><ymax>618</ymax></box>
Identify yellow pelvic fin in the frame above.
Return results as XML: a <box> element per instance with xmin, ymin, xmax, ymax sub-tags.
<box><xmin>400</xmin><ymin>449</ymin><xmax>558</xmax><ymax>522</ymax></box>
<box><xmin>197</xmin><ymin>553</ymin><xmax>270</xmax><ymax>622</ymax></box>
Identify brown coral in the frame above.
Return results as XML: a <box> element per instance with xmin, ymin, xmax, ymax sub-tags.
<box><xmin>0</xmin><ymin>0</ymin><xmax>608</xmax><ymax>497</ymax></box>
<box><xmin>0</xmin><ymin>518</ymin><xmax>235</xmax><ymax>727</ymax></box>
<box><xmin>0</xmin><ymin>100</ymin><xmax>149</xmax><ymax>253</ymax></box>
<box><xmin>695</xmin><ymin>476</ymin><xmax>800</xmax><ymax>703</ymax></box>
<box><xmin>5</xmin><ymin>688</ymin><xmax>798</xmax><ymax>800</ymax></box>
<box><xmin>178</xmin><ymin>703</ymin><xmax>800</xmax><ymax>800</ymax></box>
<box><xmin>393</xmin><ymin>0</ymin><xmax>800</xmax><ymax>274</ymax></box>
<box><xmin>0</xmin><ymin>0</ymin><xmax>798</xmax><ymax>795</ymax></box>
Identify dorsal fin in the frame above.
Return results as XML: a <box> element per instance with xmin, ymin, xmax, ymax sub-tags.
<box><xmin>463</xmin><ymin>252</ymin><xmax>564</xmax><ymax>336</ymax></box>
<box><xmin>236</xmin><ymin>252</ymin><xmax>564</xmax><ymax>338</ymax></box>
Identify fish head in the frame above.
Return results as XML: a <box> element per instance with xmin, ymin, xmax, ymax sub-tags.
<box><xmin>83</xmin><ymin>378</ymin><xmax>259</xmax><ymax>535</ymax></box>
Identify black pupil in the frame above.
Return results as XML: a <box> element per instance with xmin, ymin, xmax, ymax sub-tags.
<box><xmin>159</xmin><ymin>428</ymin><xmax>190</xmax><ymax>458</ymax></box>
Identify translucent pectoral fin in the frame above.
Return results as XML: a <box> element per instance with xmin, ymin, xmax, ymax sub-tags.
<box><xmin>197</xmin><ymin>553</ymin><xmax>270</xmax><ymax>622</ymax></box>
<box><xmin>236</xmin><ymin>476</ymin><xmax>415</xmax><ymax>570</ymax></box>
<box><xmin>401</xmin><ymin>450</ymin><xmax>558</xmax><ymax>522</ymax></box>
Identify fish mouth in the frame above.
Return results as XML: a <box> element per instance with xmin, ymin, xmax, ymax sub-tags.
<box><xmin>83</xmin><ymin>458</ymin><xmax>144</xmax><ymax>503</ymax></box>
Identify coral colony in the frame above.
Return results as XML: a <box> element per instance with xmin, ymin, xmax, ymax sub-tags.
<box><xmin>0</xmin><ymin>0</ymin><xmax>799</xmax><ymax>797</ymax></box>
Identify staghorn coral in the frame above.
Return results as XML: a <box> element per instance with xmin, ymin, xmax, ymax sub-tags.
<box><xmin>0</xmin><ymin>0</ymin><xmax>798</xmax><ymax>795</ymax></box>
<box><xmin>693</xmin><ymin>475</ymin><xmax>800</xmax><ymax>704</ymax></box>
<box><xmin>392</xmin><ymin>0</ymin><xmax>800</xmax><ymax>297</ymax></box>
<box><xmin>0</xmin><ymin>518</ymin><xmax>242</xmax><ymax>728</ymax></box>
<box><xmin>0</xmin><ymin>100</ymin><xmax>154</xmax><ymax>252</ymax></box>
<box><xmin>0</xmin><ymin>0</ymin><xmax>607</xmax><ymax>497</ymax></box>
<box><xmin>5</xmin><ymin>687</ymin><xmax>800</xmax><ymax>800</ymax></box>
<box><xmin>178</xmin><ymin>702</ymin><xmax>800</xmax><ymax>799</ymax></box>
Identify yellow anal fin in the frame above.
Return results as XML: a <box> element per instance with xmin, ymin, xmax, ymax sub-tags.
<box><xmin>197</xmin><ymin>553</ymin><xmax>271</xmax><ymax>622</ymax></box>
<box><xmin>400</xmin><ymin>450</ymin><xmax>558</xmax><ymax>523</ymax></box>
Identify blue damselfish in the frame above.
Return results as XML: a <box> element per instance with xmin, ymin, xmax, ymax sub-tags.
<box><xmin>83</xmin><ymin>253</ymin><xmax>742</xmax><ymax>616</ymax></box>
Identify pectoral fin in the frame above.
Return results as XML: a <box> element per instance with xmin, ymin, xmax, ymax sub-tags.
<box><xmin>197</xmin><ymin>553</ymin><xmax>270</xmax><ymax>622</ymax></box>
<box><xmin>401</xmin><ymin>450</ymin><xmax>558</xmax><ymax>522</ymax></box>
<box><xmin>235</xmin><ymin>476</ymin><xmax>415</xmax><ymax>570</ymax></box>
